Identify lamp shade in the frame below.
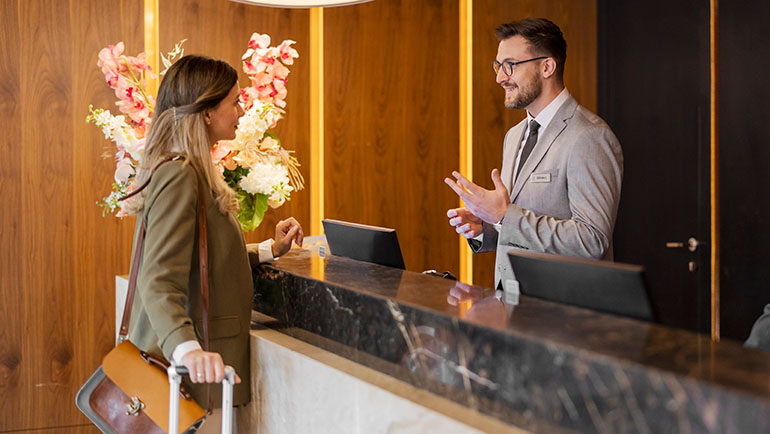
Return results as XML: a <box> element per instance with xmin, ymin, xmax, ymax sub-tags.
<box><xmin>231</xmin><ymin>0</ymin><xmax>372</xmax><ymax>7</ymax></box>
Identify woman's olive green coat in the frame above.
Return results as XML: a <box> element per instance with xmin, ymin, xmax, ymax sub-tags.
<box><xmin>127</xmin><ymin>159</ymin><xmax>256</xmax><ymax>407</ymax></box>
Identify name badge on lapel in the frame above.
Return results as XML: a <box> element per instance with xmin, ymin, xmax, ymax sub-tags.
<box><xmin>530</xmin><ymin>172</ymin><xmax>551</xmax><ymax>183</ymax></box>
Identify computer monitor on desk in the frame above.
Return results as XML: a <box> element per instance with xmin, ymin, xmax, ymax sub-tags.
<box><xmin>507</xmin><ymin>250</ymin><xmax>655</xmax><ymax>322</ymax></box>
<box><xmin>322</xmin><ymin>219</ymin><xmax>406</xmax><ymax>269</ymax></box>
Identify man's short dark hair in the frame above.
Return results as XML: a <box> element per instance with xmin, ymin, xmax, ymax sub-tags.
<box><xmin>496</xmin><ymin>18</ymin><xmax>567</xmax><ymax>81</ymax></box>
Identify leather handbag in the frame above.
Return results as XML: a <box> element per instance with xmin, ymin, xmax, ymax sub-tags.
<box><xmin>76</xmin><ymin>159</ymin><xmax>211</xmax><ymax>433</ymax></box>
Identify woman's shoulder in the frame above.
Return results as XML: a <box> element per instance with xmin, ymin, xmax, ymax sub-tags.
<box><xmin>145</xmin><ymin>159</ymin><xmax>199</xmax><ymax>204</ymax></box>
<box><xmin>152</xmin><ymin>159</ymin><xmax>197</xmax><ymax>187</ymax></box>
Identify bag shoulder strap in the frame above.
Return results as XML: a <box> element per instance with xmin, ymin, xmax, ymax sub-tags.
<box><xmin>117</xmin><ymin>158</ymin><xmax>210</xmax><ymax>357</ymax></box>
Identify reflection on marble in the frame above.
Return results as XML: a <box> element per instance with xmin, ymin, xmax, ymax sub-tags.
<box><xmin>244</xmin><ymin>325</ymin><xmax>493</xmax><ymax>433</ymax></box>
<box><xmin>254</xmin><ymin>249</ymin><xmax>770</xmax><ymax>434</ymax></box>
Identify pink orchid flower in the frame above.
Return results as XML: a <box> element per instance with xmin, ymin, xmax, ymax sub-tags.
<box><xmin>251</xmin><ymin>73</ymin><xmax>273</xmax><ymax>88</ymax></box>
<box><xmin>223</xmin><ymin>156</ymin><xmax>238</xmax><ymax>171</ymax></box>
<box><xmin>278</xmin><ymin>40</ymin><xmax>299</xmax><ymax>65</ymax></box>
<box><xmin>211</xmin><ymin>141</ymin><xmax>234</xmax><ymax>165</ymax></box>
<box><xmin>126</xmin><ymin>53</ymin><xmax>151</xmax><ymax>71</ymax></box>
<box><xmin>250</xmin><ymin>33</ymin><xmax>271</xmax><ymax>49</ymax></box>
<box><xmin>243</xmin><ymin>60</ymin><xmax>258</xmax><ymax>75</ymax></box>
<box><xmin>98</xmin><ymin>42</ymin><xmax>125</xmax><ymax>75</ymax></box>
<box><xmin>113</xmin><ymin>75</ymin><xmax>131</xmax><ymax>99</ymax></box>
<box><xmin>268</xmin><ymin>61</ymin><xmax>290</xmax><ymax>79</ymax></box>
<box><xmin>273</xmin><ymin>77</ymin><xmax>288</xmax><ymax>93</ymax></box>
<box><xmin>242</xmin><ymin>33</ymin><xmax>272</xmax><ymax>61</ymax></box>
<box><xmin>273</xmin><ymin>87</ymin><xmax>287</xmax><ymax>108</ymax></box>
<box><xmin>240</xmin><ymin>87</ymin><xmax>258</xmax><ymax>110</ymax></box>
<box><xmin>255</xmin><ymin>83</ymin><xmax>275</xmax><ymax>101</ymax></box>
<box><xmin>114</xmin><ymin>158</ymin><xmax>135</xmax><ymax>183</ymax></box>
<box><xmin>115</xmin><ymin>90</ymin><xmax>150</xmax><ymax>124</ymax></box>
<box><xmin>253</xmin><ymin>54</ymin><xmax>276</xmax><ymax>74</ymax></box>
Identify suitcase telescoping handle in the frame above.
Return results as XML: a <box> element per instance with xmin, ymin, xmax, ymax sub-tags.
<box><xmin>167</xmin><ymin>365</ymin><xmax>236</xmax><ymax>434</ymax></box>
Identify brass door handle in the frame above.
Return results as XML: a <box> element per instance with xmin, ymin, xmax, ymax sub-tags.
<box><xmin>665</xmin><ymin>237</ymin><xmax>703</xmax><ymax>252</ymax></box>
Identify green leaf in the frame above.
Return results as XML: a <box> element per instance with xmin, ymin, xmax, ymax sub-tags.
<box><xmin>235</xmin><ymin>190</ymin><xmax>268</xmax><ymax>232</ymax></box>
<box><xmin>223</xmin><ymin>166</ymin><xmax>249</xmax><ymax>189</ymax></box>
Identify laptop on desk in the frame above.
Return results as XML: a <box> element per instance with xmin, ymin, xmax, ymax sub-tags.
<box><xmin>322</xmin><ymin>219</ymin><xmax>406</xmax><ymax>269</ymax></box>
<box><xmin>507</xmin><ymin>250</ymin><xmax>655</xmax><ymax>322</ymax></box>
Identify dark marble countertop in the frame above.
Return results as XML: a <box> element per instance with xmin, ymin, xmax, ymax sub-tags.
<box><xmin>253</xmin><ymin>249</ymin><xmax>770</xmax><ymax>434</ymax></box>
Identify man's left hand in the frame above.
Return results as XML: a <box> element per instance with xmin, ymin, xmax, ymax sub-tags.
<box><xmin>444</xmin><ymin>169</ymin><xmax>510</xmax><ymax>224</ymax></box>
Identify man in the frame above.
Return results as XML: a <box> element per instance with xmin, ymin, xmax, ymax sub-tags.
<box><xmin>746</xmin><ymin>304</ymin><xmax>770</xmax><ymax>353</ymax></box>
<box><xmin>445</xmin><ymin>18</ymin><xmax>623</xmax><ymax>289</ymax></box>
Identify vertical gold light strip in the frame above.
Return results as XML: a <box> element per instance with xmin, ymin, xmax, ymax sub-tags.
<box><xmin>310</xmin><ymin>7</ymin><xmax>325</xmax><ymax>236</ymax></box>
<box><xmin>710</xmin><ymin>0</ymin><xmax>720</xmax><ymax>341</ymax></box>
<box><xmin>458</xmin><ymin>0</ymin><xmax>473</xmax><ymax>283</ymax></box>
<box><xmin>144</xmin><ymin>0</ymin><xmax>160</xmax><ymax>96</ymax></box>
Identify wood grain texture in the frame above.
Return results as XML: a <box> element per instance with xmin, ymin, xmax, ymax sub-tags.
<box><xmin>19</xmin><ymin>0</ymin><xmax>76</xmax><ymax>427</ymax></box>
<box><xmin>69</xmin><ymin>0</ymin><xmax>145</xmax><ymax>430</ymax></box>
<box><xmin>0</xmin><ymin>0</ymin><xmax>143</xmax><ymax>430</ymax></box>
<box><xmin>0</xmin><ymin>0</ymin><xmax>23</xmax><ymax>428</ymax></box>
<box><xmin>159</xmin><ymin>0</ymin><xmax>311</xmax><ymax>245</ymax></box>
<box><xmin>471</xmin><ymin>0</ymin><xmax>597</xmax><ymax>287</ymax></box>
<box><xmin>323</xmin><ymin>0</ymin><xmax>460</xmax><ymax>273</ymax></box>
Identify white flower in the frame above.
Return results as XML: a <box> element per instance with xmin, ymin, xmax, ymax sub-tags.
<box><xmin>238</xmin><ymin>161</ymin><xmax>291</xmax><ymax>198</ymax></box>
<box><xmin>233</xmin><ymin>107</ymin><xmax>268</xmax><ymax>149</ymax></box>
<box><xmin>268</xmin><ymin>181</ymin><xmax>294</xmax><ymax>207</ymax></box>
<box><xmin>104</xmin><ymin>190</ymin><xmax>122</xmax><ymax>212</ymax></box>
<box><xmin>231</xmin><ymin>102</ymin><xmax>283</xmax><ymax>154</ymax></box>
<box><xmin>94</xmin><ymin>110</ymin><xmax>142</xmax><ymax>160</ymax></box>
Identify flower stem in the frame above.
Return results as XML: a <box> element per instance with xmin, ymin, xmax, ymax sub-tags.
<box><xmin>121</xmin><ymin>57</ymin><xmax>154</xmax><ymax>114</ymax></box>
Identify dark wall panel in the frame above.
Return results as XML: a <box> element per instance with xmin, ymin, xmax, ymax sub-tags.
<box><xmin>598</xmin><ymin>0</ymin><xmax>711</xmax><ymax>333</ymax></box>
<box><xmin>719</xmin><ymin>1</ymin><xmax>770</xmax><ymax>340</ymax></box>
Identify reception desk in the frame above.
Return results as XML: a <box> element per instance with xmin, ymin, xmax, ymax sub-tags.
<box><xmin>250</xmin><ymin>249</ymin><xmax>770</xmax><ymax>433</ymax></box>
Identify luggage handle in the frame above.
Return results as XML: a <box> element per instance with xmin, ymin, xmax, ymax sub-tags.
<box><xmin>168</xmin><ymin>365</ymin><xmax>235</xmax><ymax>434</ymax></box>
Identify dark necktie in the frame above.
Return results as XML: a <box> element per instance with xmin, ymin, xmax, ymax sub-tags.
<box><xmin>516</xmin><ymin>120</ymin><xmax>541</xmax><ymax>182</ymax></box>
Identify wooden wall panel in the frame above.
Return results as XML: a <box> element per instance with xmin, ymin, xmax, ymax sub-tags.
<box><xmin>159</xmin><ymin>0</ymin><xmax>311</xmax><ymax>244</ymax></box>
<box><xmin>70</xmin><ymin>0</ymin><xmax>145</xmax><ymax>430</ymax></box>
<box><xmin>472</xmin><ymin>0</ymin><xmax>597</xmax><ymax>287</ymax></box>
<box><xmin>19</xmin><ymin>0</ymin><xmax>75</xmax><ymax>427</ymax></box>
<box><xmin>0</xmin><ymin>1</ymin><xmax>599</xmax><ymax>429</ymax></box>
<box><xmin>0</xmin><ymin>0</ymin><xmax>142</xmax><ymax>430</ymax></box>
<box><xmin>0</xmin><ymin>0</ymin><xmax>23</xmax><ymax>429</ymax></box>
<box><xmin>324</xmin><ymin>0</ymin><xmax>460</xmax><ymax>273</ymax></box>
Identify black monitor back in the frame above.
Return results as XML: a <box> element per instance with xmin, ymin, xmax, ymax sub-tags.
<box><xmin>322</xmin><ymin>219</ymin><xmax>406</xmax><ymax>269</ymax></box>
<box><xmin>508</xmin><ymin>250</ymin><xmax>654</xmax><ymax>321</ymax></box>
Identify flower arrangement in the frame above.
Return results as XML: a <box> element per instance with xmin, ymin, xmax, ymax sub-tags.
<box><xmin>88</xmin><ymin>34</ymin><xmax>303</xmax><ymax>231</ymax></box>
<box><xmin>212</xmin><ymin>33</ymin><xmax>304</xmax><ymax>231</ymax></box>
<box><xmin>87</xmin><ymin>41</ymin><xmax>156</xmax><ymax>216</ymax></box>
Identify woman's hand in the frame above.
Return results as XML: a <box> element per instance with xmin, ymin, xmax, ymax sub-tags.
<box><xmin>271</xmin><ymin>217</ymin><xmax>304</xmax><ymax>257</ymax></box>
<box><xmin>181</xmin><ymin>349</ymin><xmax>241</xmax><ymax>384</ymax></box>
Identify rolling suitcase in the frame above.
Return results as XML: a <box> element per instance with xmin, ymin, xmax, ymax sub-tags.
<box><xmin>167</xmin><ymin>365</ymin><xmax>236</xmax><ymax>434</ymax></box>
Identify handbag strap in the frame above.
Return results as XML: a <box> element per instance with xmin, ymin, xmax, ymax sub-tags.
<box><xmin>117</xmin><ymin>158</ymin><xmax>210</xmax><ymax>361</ymax></box>
<box><xmin>195</xmin><ymin>172</ymin><xmax>210</xmax><ymax>352</ymax></box>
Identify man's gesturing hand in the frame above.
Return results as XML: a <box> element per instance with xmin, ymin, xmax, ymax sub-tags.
<box><xmin>444</xmin><ymin>169</ymin><xmax>510</xmax><ymax>225</ymax></box>
<box><xmin>446</xmin><ymin>208</ymin><xmax>483</xmax><ymax>239</ymax></box>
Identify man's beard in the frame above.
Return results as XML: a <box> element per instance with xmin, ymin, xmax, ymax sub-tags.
<box><xmin>505</xmin><ymin>76</ymin><xmax>542</xmax><ymax>110</ymax></box>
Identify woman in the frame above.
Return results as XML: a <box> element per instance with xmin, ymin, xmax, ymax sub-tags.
<box><xmin>124</xmin><ymin>55</ymin><xmax>303</xmax><ymax>431</ymax></box>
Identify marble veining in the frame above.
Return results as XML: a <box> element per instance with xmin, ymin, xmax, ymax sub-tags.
<box><xmin>253</xmin><ymin>249</ymin><xmax>770</xmax><ymax>434</ymax></box>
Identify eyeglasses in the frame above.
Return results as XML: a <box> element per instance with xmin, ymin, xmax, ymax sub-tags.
<box><xmin>492</xmin><ymin>56</ymin><xmax>547</xmax><ymax>76</ymax></box>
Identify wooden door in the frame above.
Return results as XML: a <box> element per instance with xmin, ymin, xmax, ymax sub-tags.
<box><xmin>598</xmin><ymin>0</ymin><xmax>712</xmax><ymax>333</ymax></box>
